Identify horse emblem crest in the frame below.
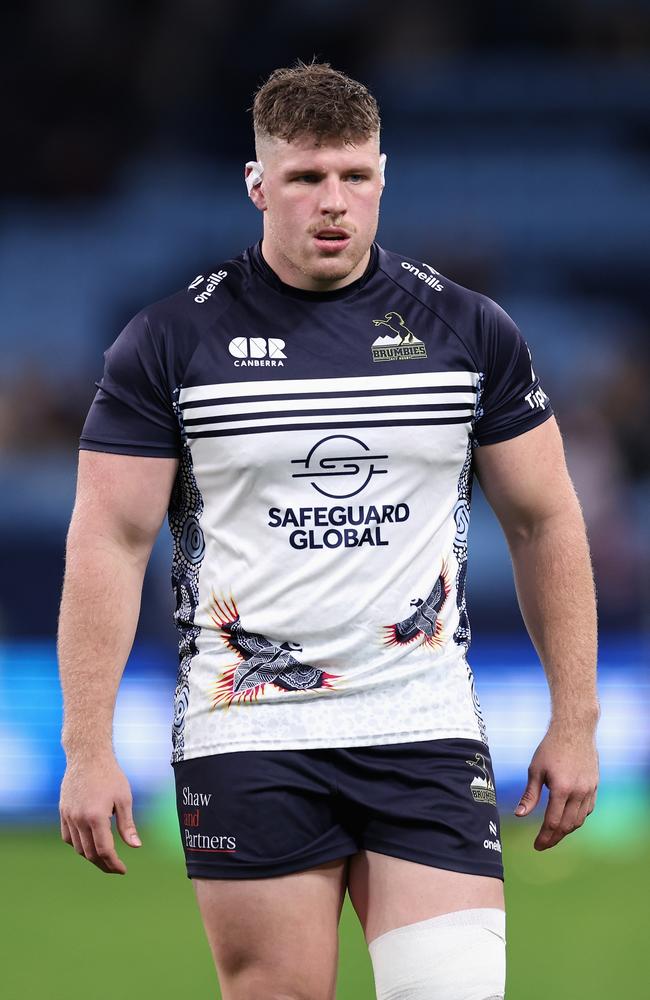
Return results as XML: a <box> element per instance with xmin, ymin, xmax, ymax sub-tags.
<box><xmin>465</xmin><ymin>752</ymin><xmax>497</xmax><ymax>805</ymax></box>
<box><xmin>371</xmin><ymin>311</ymin><xmax>427</xmax><ymax>362</ymax></box>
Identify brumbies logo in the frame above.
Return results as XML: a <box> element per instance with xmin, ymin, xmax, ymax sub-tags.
<box><xmin>208</xmin><ymin>593</ymin><xmax>340</xmax><ymax>707</ymax></box>
<box><xmin>371</xmin><ymin>312</ymin><xmax>427</xmax><ymax>362</ymax></box>
<box><xmin>466</xmin><ymin>753</ymin><xmax>497</xmax><ymax>805</ymax></box>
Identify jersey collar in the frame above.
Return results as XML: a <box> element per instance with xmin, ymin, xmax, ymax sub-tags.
<box><xmin>250</xmin><ymin>240</ymin><xmax>379</xmax><ymax>301</ymax></box>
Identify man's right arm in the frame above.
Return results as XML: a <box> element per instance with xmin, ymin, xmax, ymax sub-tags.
<box><xmin>58</xmin><ymin>450</ymin><xmax>178</xmax><ymax>874</ymax></box>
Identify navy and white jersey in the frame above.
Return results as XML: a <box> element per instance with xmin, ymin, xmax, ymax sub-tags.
<box><xmin>81</xmin><ymin>242</ymin><xmax>552</xmax><ymax>763</ymax></box>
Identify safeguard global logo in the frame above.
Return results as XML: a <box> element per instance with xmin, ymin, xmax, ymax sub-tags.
<box><xmin>290</xmin><ymin>434</ymin><xmax>388</xmax><ymax>499</ymax></box>
<box><xmin>267</xmin><ymin>434</ymin><xmax>411</xmax><ymax>550</ymax></box>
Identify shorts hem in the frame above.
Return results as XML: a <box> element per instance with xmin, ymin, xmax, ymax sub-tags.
<box><xmin>361</xmin><ymin>838</ymin><xmax>505</xmax><ymax>882</ymax></box>
<box><xmin>184</xmin><ymin>843</ymin><xmax>359</xmax><ymax>881</ymax></box>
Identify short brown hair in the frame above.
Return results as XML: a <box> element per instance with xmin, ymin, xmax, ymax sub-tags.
<box><xmin>252</xmin><ymin>60</ymin><xmax>380</xmax><ymax>146</ymax></box>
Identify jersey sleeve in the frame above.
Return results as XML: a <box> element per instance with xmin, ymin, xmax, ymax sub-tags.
<box><xmin>471</xmin><ymin>300</ymin><xmax>553</xmax><ymax>447</ymax></box>
<box><xmin>80</xmin><ymin>310</ymin><xmax>181</xmax><ymax>458</ymax></box>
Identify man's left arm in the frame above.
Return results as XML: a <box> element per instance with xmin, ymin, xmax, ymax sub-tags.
<box><xmin>473</xmin><ymin>414</ymin><xmax>600</xmax><ymax>851</ymax></box>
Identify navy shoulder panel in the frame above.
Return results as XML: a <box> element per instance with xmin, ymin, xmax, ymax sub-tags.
<box><xmin>79</xmin><ymin>250</ymin><xmax>253</xmax><ymax>457</ymax></box>
<box><xmin>143</xmin><ymin>249</ymin><xmax>251</xmax><ymax>340</ymax></box>
<box><xmin>377</xmin><ymin>246</ymin><xmax>553</xmax><ymax>446</ymax></box>
<box><xmin>377</xmin><ymin>246</ymin><xmax>498</xmax><ymax>367</ymax></box>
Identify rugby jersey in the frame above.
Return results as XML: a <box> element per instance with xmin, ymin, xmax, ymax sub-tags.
<box><xmin>80</xmin><ymin>242</ymin><xmax>553</xmax><ymax>763</ymax></box>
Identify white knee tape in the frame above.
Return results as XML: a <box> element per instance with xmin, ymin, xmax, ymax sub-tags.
<box><xmin>368</xmin><ymin>907</ymin><xmax>506</xmax><ymax>1000</ymax></box>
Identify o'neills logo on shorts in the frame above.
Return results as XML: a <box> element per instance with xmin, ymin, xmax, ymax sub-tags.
<box><xmin>483</xmin><ymin>836</ymin><xmax>502</xmax><ymax>853</ymax></box>
<box><xmin>484</xmin><ymin>820</ymin><xmax>502</xmax><ymax>852</ymax></box>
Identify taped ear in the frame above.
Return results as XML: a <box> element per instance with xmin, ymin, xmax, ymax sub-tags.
<box><xmin>245</xmin><ymin>160</ymin><xmax>264</xmax><ymax>195</ymax></box>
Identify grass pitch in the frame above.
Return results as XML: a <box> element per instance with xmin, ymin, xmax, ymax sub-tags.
<box><xmin>1</xmin><ymin>816</ymin><xmax>644</xmax><ymax>998</ymax></box>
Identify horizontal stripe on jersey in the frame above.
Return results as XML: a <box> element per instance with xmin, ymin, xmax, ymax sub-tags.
<box><xmin>80</xmin><ymin>241</ymin><xmax>553</xmax><ymax>762</ymax></box>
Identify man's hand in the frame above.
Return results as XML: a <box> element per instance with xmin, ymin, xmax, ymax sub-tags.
<box><xmin>59</xmin><ymin>753</ymin><xmax>141</xmax><ymax>874</ymax></box>
<box><xmin>514</xmin><ymin>722</ymin><xmax>599</xmax><ymax>851</ymax></box>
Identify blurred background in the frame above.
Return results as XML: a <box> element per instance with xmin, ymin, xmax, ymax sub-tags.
<box><xmin>1</xmin><ymin>1</ymin><xmax>648</xmax><ymax>997</ymax></box>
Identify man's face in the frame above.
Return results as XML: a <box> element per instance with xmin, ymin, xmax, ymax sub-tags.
<box><xmin>249</xmin><ymin>134</ymin><xmax>383</xmax><ymax>291</ymax></box>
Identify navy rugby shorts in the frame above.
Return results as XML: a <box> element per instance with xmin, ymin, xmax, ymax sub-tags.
<box><xmin>172</xmin><ymin>738</ymin><xmax>504</xmax><ymax>881</ymax></box>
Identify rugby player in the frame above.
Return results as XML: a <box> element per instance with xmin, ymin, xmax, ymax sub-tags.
<box><xmin>58</xmin><ymin>61</ymin><xmax>600</xmax><ymax>1000</ymax></box>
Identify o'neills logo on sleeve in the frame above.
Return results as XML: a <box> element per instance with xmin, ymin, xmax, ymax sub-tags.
<box><xmin>192</xmin><ymin>270</ymin><xmax>228</xmax><ymax>303</ymax></box>
<box><xmin>400</xmin><ymin>261</ymin><xmax>444</xmax><ymax>292</ymax></box>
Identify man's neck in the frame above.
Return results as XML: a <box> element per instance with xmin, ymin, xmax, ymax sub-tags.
<box><xmin>260</xmin><ymin>239</ymin><xmax>371</xmax><ymax>292</ymax></box>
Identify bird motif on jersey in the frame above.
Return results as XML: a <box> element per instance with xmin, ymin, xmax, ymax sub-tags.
<box><xmin>372</xmin><ymin>311</ymin><xmax>422</xmax><ymax>345</ymax></box>
<box><xmin>383</xmin><ymin>561</ymin><xmax>451</xmax><ymax>650</ymax></box>
<box><xmin>208</xmin><ymin>593</ymin><xmax>339</xmax><ymax>708</ymax></box>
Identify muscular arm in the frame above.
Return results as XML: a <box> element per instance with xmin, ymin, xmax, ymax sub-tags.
<box><xmin>473</xmin><ymin>416</ymin><xmax>599</xmax><ymax>849</ymax></box>
<box><xmin>58</xmin><ymin>450</ymin><xmax>178</xmax><ymax>872</ymax></box>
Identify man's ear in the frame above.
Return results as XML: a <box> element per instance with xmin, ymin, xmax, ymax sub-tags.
<box><xmin>245</xmin><ymin>164</ymin><xmax>267</xmax><ymax>211</ymax></box>
<box><xmin>249</xmin><ymin>184</ymin><xmax>267</xmax><ymax>211</ymax></box>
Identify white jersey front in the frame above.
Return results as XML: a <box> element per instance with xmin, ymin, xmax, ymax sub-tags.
<box><xmin>81</xmin><ymin>242</ymin><xmax>552</xmax><ymax>762</ymax></box>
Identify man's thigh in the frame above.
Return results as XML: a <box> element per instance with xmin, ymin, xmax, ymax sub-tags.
<box><xmin>347</xmin><ymin>850</ymin><xmax>505</xmax><ymax>944</ymax></box>
<box><xmin>334</xmin><ymin>737</ymin><xmax>506</xmax><ymax>942</ymax></box>
<box><xmin>192</xmin><ymin>857</ymin><xmax>348</xmax><ymax>1000</ymax></box>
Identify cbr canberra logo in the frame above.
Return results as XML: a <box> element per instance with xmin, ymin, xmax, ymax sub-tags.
<box><xmin>268</xmin><ymin>434</ymin><xmax>411</xmax><ymax>550</ymax></box>
<box><xmin>228</xmin><ymin>337</ymin><xmax>287</xmax><ymax>367</ymax></box>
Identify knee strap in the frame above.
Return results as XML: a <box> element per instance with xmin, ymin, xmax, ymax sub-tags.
<box><xmin>368</xmin><ymin>907</ymin><xmax>506</xmax><ymax>1000</ymax></box>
